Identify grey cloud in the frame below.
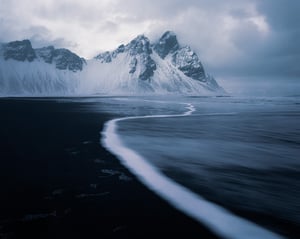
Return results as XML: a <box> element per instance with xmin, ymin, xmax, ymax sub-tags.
<box><xmin>30</xmin><ymin>34</ymin><xmax>78</xmax><ymax>50</ymax></box>
<box><xmin>0</xmin><ymin>23</ymin><xmax>77</xmax><ymax>50</ymax></box>
<box><xmin>257</xmin><ymin>0</ymin><xmax>300</xmax><ymax>31</ymax></box>
<box><xmin>225</xmin><ymin>0</ymin><xmax>300</xmax><ymax>77</ymax></box>
<box><xmin>0</xmin><ymin>0</ymin><xmax>299</xmax><ymax>79</ymax></box>
<box><xmin>229</xmin><ymin>8</ymin><xmax>253</xmax><ymax>19</ymax></box>
<box><xmin>34</xmin><ymin>1</ymin><xmax>109</xmax><ymax>22</ymax></box>
<box><xmin>97</xmin><ymin>21</ymin><xmax>120</xmax><ymax>33</ymax></box>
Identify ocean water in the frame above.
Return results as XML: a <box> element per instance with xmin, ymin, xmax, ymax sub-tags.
<box><xmin>100</xmin><ymin>96</ymin><xmax>300</xmax><ymax>239</ymax></box>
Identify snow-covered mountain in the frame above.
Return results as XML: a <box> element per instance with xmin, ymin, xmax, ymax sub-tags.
<box><xmin>0</xmin><ymin>31</ymin><xmax>224</xmax><ymax>96</ymax></box>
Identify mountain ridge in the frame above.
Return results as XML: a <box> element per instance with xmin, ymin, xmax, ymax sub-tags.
<box><xmin>0</xmin><ymin>31</ymin><xmax>225</xmax><ymax>95</ymax></box>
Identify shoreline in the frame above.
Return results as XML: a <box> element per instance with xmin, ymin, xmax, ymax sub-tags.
<box><xmin>0</xmin><ymin>98</ymin><xmax>218</xmax><ymax>239</ymax></box>
<box><xmin>102</xmin><ymin>102</ymin><xmax>284</xmax><ymax>239</ymax></box>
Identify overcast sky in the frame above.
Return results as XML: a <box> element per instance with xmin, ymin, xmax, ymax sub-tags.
<box><xmin>0</xmin><ymin>0</ymin><xmax>299</xmax><ymax>80</ymax></box>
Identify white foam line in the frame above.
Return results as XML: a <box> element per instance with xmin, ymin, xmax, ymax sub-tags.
<box><xmin>101</xmin><ymin>103</ymin><xmax>284</xmax><ymax>239</ymax></box>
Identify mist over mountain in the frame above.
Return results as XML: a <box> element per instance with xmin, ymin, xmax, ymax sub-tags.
<box><xmin>0</xmin><ymin>31</ymin><xmax>224</xmax><ymax>96</ymax></box>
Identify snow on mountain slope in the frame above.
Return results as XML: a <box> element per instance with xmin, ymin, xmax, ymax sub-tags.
<box><xmin>0</xmin><ymin>40</ymin><xmax>84</xmax><ymax>96</ymax></box>
<box><xmin>0</xmin><ymin>59</ymin><xmax>80</xmax><ymax>96</ymax></box>
<box><xmin>0</xmin><ymin>32</ymin><xmax>225</xmax><ymax>96</ymax></box>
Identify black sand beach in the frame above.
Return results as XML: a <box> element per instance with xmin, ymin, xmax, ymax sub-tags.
<box><xmin>0</xmin><ymin>98</ymin><xmax>218</xmax><ymax>239</ymax></box>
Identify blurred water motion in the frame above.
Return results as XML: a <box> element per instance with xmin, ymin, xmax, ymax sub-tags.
<box><xmin>116</xmin><ymin>96</ymin><xmax>300</xmax><ymax>238</ymax></box>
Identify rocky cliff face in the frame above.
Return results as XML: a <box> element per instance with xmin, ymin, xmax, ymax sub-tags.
<box><xmin>126</xmin><ymin>35</ymin><xmax>156</xmax><ymax>81</ymax></box>
<box><xmin>153</xmin><ymin>31</ymin><xmax>206</xmax><ymax>82</ymax></box>
<box><xmin>1</xmin><ymin>41</ymin><xmax>85</xmax><ymax>72</ymax></box>
<box><xmin>3</xmin><ymin>40</ymin><xmax>36</xmax><ymax>62</ymax></box>
<box><xmin>172</xmin><ymin>46</ymin><xmax>206</xmax><ymax>81</ymax></box>
<box><xmin>35</xmin><ymin>47</ymin><xmax>85</xmax><ymax>72</ymax></box>
<box><xmin>95</xmin><ymin>35</ymin><xmax>157</xmax><ymax>82</ymax></box>
<box><xmin>153</xmin><ymin>31</ymin><xmax>180</xmax><ymax>59</ymax></box>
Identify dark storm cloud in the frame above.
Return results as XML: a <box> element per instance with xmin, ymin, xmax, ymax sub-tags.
<box><xmin>225</xmin><ymin>0</ymin><xmax>300</xmax><ymax>77</ymax></box>
<box><xmin>257</xmin><ymin>0</ymin><xmax>300</xmax><ymax>31</ymax></box>
<box><xmin>176</xmin><ymin>1</ymin><xmax>300</xmax><ymax>78</ymax></box>
<box><xmin>245</xmin><ymin>0</ymin><xmax>300</xmax><ymax>76</ymax></box>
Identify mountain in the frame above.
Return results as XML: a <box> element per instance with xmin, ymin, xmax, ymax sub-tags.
<box><xmin>0</xmin><ymin>40</ymin><xmax>85</xmax><ymax>95</ymax></box>
<box><xmin>0</xmin><ymin>32</ymin><xmax>224</xmax><ymax>96</ymax></box>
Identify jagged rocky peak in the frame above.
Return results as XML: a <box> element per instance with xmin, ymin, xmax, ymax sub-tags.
<box><xmin>51</xmin><ymin>48</ymin><xmax>85</xmax><ymax>72</ymax></box>
<box><xmin>126</xmin><ymin>34</ymin><xmax>152</xmax><ymax>56</ymax></box>
<box><xmin>92</xmin><ymin>31</ymin><xmax>211</xmax><ymax>84</ymax></box>
<box><xmin>136</xmin><ymin>55</ymin><xmax>156</xmax><ymax>81</ymax></box>
<box><xmin>172</xmin><ymin>46</ymin><xmax>206</xmax><ymax>81</ymax></box>
<box><xmin>153</xmin><ymin>31</ymin><xmax>206</xmax><ymax>82</ymax></box>
<box><xmin>94</xmin><ymin>34</ymin><xmax>156</xmax><ymax>81</ymax></box>
<box><xmin>126</xmin><ymin>35</ymin><xmax>156</xmax><ymax>81</ymax></box>
<box><xmin>0</xmin><ymin>39</ymin><xmax>84</xmax><ymax>72</ymax></box>
<box><xmin>36</xmin><ymin>46</ymin><xmax>85</xmax><ymax>72</ymax></box>
<box><xmin>3</xmin><ymin>39</ymin><xmax>36</xmax><ymax>62</ymax></box>
<box><xmin>113</xmin><ymin>44</ymin><xmax>125</xmax><ymax>55</ymax></box>
<box><xmin>91</xmin><ymin>31</ymin><xmax>222</xmax><ymax>91</ymax></box>
<box><xmin>95</xmin><ymin>44</ymin><xmax>126</xmax><ymax>63</ymax></box>
<box><xmin>95</xmin><ymin>35</ymin><xmax>152</xmax><ymax>62</ymax></box>
<box><xmin>95</xmin><ymin>51</ymin><xmax>112</xmax><ymax>63</ymax></box>
<box><xmin>35</xmin><ymin>46</ymin><xmax>55</xmax><ymax>63</ymax></box>
<box><xmin>154</xmin><ymin>31</ymin><xmax>179</xmax><ymax>59</ymax></box>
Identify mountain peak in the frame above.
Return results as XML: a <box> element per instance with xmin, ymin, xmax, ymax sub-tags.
<box><xmin>132</xmin><ymin>34</ymin><xmax>148</xmax><ymax>41</ymax></box>
<box><xmin>35</xmin><ymin>46</ymin><xmax>55</xmax><ymax>63</ymax></box>
<box><xmin>172</xmin><ymin>46</ymin><xmax>206</xmax><ymax>81</ymax></box>
<box><xmin>3</xmin><ymin>39</ymin><xmax>36</xmax><ymax>62</ymax></box>
<box><xmin>126</xmin><ymin>34</ymin><xmax>152</xmax><ymax>56</ymax></box>
<box><xmin>154</xmin><ymin>31</ymin><xmax>180</xmax><ymax>59</ymax></box>
<box><xmin>95</xmin><ymin>51</ymin><xmax>112</xmax><ymax>63</ymax></box>
<box><xmin>92</xmin><ymin>31</ymin><xmax>220</xmax><ymax>88</ymax></box>
<box><xmin>35</xmin><ymin>46</ymin><xmax>84</xmax><ymax>72</ymax></box>
<box><xmin>161</xmin><ymin>30</ymin><xmax>177</xmax><ymax>38</ymax></box>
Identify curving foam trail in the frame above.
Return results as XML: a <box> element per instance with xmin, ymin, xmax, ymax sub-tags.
<box><xmin>101</xmin><ymin>102</ymin><xmax>285</xmax><ymax>239</ymax></box>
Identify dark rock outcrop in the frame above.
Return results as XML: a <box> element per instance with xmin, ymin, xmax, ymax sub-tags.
<box><xmin>1</xmin><ymin>39</ymin><xmax>84</xmax><ymax>72</ymax></box>
<box><xmin>112</xmin><ymin>44</ymin><xmax>125</xmax><ymax>58</ymax></box>
<box><xmin>95</xmin><ymin>34</ymin><xmax>157</xmax><ymax>81</ymax></box>
<box><xmin>52</xmin><ymin>48</ymin><xmax>85</xmax><ymax>72</ymax></box>
<box><xmin>35</xmin><ymin>46</ymin><xmax>85</xmax><ymax>72</ymax></box>
<box><xmin>126</xmin><ymin>35</ymin><xmax>156</xmax><ymax>81</ymax></box>
<box><xmin>172</xmin><ymin>46</ymin><xmax>206</xmax><ymax>81</ymax></box>
<box><xmin>3</xmin><ymin>40</ymin><xmax>36</xmax><ymax>62</ymax></box>
<box><xmin>139</xmin><ymin>55</ymin><xmax>156</xmax><ymax>81</ymax></box>
<box><xmin>153</xmin><ymin>31</ymin><xmax>179</xmax><ymax>59</ymax></box>
<box><xmin>126</xmin><ymin>35</ymin><xmax>153</xmax><ymax>56</ymax></box>
<box><xmin>95</xmin><ymin>51</ymin><xmax>112</xmax><ymax>63</ymax></box>
<box><xmin>35</xmin><ymin>46</ymin><xmax>55</xmax><ymax>64</ymax></box>
<box><xmin>154</xmin><ymin>31</ymin><xmax>206</xmax><ymax>82</ymax></box>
